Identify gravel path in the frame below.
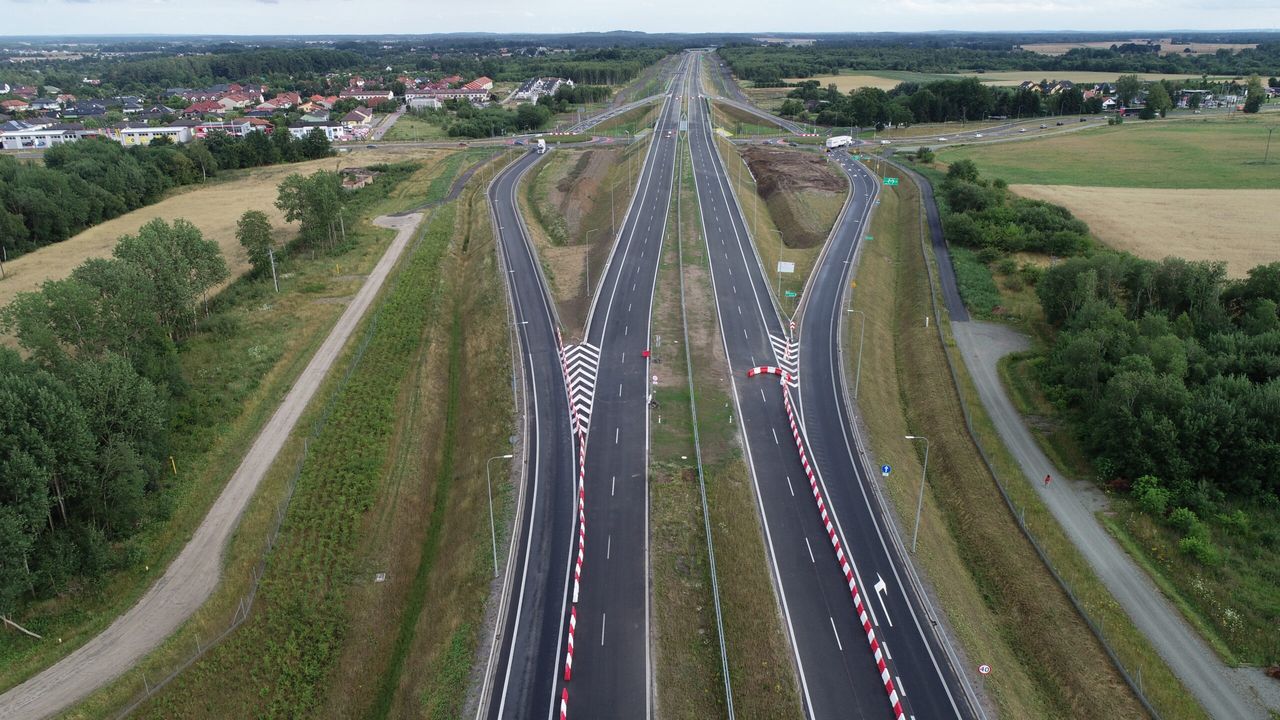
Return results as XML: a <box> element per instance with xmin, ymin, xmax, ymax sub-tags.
<box><xmin>0</xmin><ymin>213</ymin><xmax>425</xmax><ymax>720</ymax></box>
<box><xmin>950</xmin><ymin>319</ymin><xmax>1273</xmax><ymax>720</ymax></box>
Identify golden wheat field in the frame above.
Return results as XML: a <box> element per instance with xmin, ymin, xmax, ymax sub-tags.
<box><xmin>1011</xmin><ymin>184</ymin><xmax>1280</xmax><ymax>277</ymax></box>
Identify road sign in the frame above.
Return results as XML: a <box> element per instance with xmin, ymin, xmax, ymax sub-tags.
<box><xmin>784</xmin><ymin>290</ymin><xmax>798</xmax><ymax>298</ymax></box>
<box><xmin>883</xmin><ymin>177</ymin><xmax>900</xmax><ymax>186</ymax></box>
<box><xmin>978</xmin><ymin>664</ymin><xmax>991</xmax><ymax>675</ymax></box>
<box><xmin>777</xmin><ymin>261</ymin><xmax>795</xmax><ymax>273</ymax></box>
<box><xmin>865</xmin><ymin>235</ymin><xmax>873</xmax><ymax>241</ymax></box>
<box><xmin>881</xmin><ymin>464</ymin><xmax>891</xmax><ymax>477</ymax></box>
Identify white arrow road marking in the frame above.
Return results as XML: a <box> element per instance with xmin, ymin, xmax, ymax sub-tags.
<box><xmin>874</xmin><ymin>573</ymin><xmax>894</xmax><ymax>628</ymax></box>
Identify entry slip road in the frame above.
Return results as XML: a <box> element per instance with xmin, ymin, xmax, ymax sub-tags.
<box><xmin>796</xmin><ymin>151</ymin><xmax>980</xmax><ymax>719</ymax></box>
<box><xmin>481</xmin><ymin>150</ymin><xmax>577</xmax><ymax>720</ymax></box>
<box><xmin>687</xmin><ymin>50</ymin><xmax>974</xmax><ymax>719</ymax></box>
<box><xmin>0</xmin><ymin>213</ymin><xmax>426</xmax><ymax>720</ymax></box>
<box><xmin>560</xmin><ymin>52</ymin><xmax>694</xmax><ymax>720</ymax></box>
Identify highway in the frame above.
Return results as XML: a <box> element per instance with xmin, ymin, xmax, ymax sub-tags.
<box><xmin>562</xmin><ymin>51</ymin><xmax>693</xmax><ymax>718</ymax></box>
<box><xmin>479</xmin><ymin>149</ymin><xmax>578</xmax><ymax>720</ymax></box>
<box><xmin>479</xmin><ymin>53</ymin><xmax>691</xmax><ymax>720</ymax></box>
<box><xmin>686</xmin><ymin>51</ymin><xmax>978</xmax><ymax>719</ymax></box>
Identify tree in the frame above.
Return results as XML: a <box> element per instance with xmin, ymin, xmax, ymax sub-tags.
<box><xmin>946</xmin><ymin>159</ymin><xmax>980</xmax><ymax>184</ymax></box>
<box><xmin>1244</xmin><ymin>75</ymin><xmax>1265</xmax><ymax>113</ymax></box>
<box><xmin>299</xmin><ymin>127</ymin><xmax>332</xmax><ymax>160</ymax></box>
<box><xmin>1146</xmin><ymin>82</ymin><xmax>1173</xmax><ymax>117</ymax></box>
<box><xmin>1116</xmin><ymin>74</ymin><xmax>1143</xmax><ymax>106</ymax></box>
<box><xmin>236</xmin><ymin>210</ymin><xmax>275</xmax><ymax>278</ymax></box>
<box><xmin>113</xmin><ymin>218</ymin><xmax>228</xmax><ymax>337</ymax></box>
<box><xmin>914</xmin><ymin>146</ymin><xmax>935</xmax><ymax>163</ymax></box>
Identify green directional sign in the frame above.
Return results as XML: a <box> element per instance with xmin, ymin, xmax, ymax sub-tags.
<box><xmin>784</xmin><ymin>290</ymin><xmax>799</xmax><ymax>298</ymax></box>
<box><xmin>883</xmin><ymin>177</ymin><xmax>900</xmax><ymax>186</ymax></box>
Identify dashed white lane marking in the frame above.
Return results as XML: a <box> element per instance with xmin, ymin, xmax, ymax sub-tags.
<box><xmin>625</xmin><ymin>325</ymin><xmax>629</xmax><ymax>336</ymax></box>
<box><xmin>601</xmin><ymin>613</ymin><xmax>607</xmax><ymax>646</ymax></box>
<box><xmin>743</xmin><ymin>327</ymin><xmax>749</xmax><ymax>340</ymax></box>
<box><xmin>612</xmin><ymin>475</ymin><xmax>616</xmax><ymax>496</ymax></box>
<box><xmin>772</xmin><ymin>427</ymin><xmax>779</xmax><ymax>444</ymax></box>
<box><xmin>618</xmin><ymin>383</ymin><xmax>623</xmax><ymax>397</ymax></box>
<box><xmin>830</xmin><ymin>617</ymin><xmax>844</xmax><ymax>651</ymax></box>
<box><xmin>615</xmin><ymin>427</ymin><xmax>620</xmax><ymax>444</ymax></box>
<box><xmin>737</xmin><ymin>305</ymin><xmax>742</xmax><ymax>315</ymax></box>
<box><xmin>607</xmin><ymin>535</ymin><xmax>612</xmax><ymax>560</ymax></box>
<box><xmin>805</xmin><ymin>537</ymin><xmax>815</xmax><ymax>563</ymax></box>
<box><xmin>628</xmin><ymin>302</ymin><xmax>632</xmax><ymax>312</ymax></box>
<box><xmin>882</xmin><ymin>641</ymin><xmax>892</xmax><ymax>660</ymax></box>
<box><xmin>760</xmin><ymin>387</ymin><xmax>767</xmax><ymax>403</ymax></box>
<box><xmin>896</xmin><ymin>676</ymin><xmax>906</xmax><ymax>697</ymax></box>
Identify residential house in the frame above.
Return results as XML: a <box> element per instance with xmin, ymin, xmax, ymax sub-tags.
<box><xmin>11</xmin><ymin>85</ymin><xmax>37</xmax><ymax>99</ymax></box>
<box><xmin>341</xmin><ymin>106</ymin><xmax>374</xmax><ymax>127</ymax></box>
<box><xmin>299</xmin><ymin>109</ymin><xmax>331</xmax><ymax>123</ymax></box>
<box><xmin>0</xmin><ymin>83</ymin><xmax>9</xmax><ymax>95</ymax></box>
<box><xmin>406</xmin><ymin>95</ymin><xmax>442</xmax><ymax>110</ymax></box>
<box><xmin>62</xmin><ymin>100</ymin><xmax>106</xmax><ymax>119</ymax></box>
<box><xmin>55</xmin><ymin>93</ymin><xmax>77</xmax><ymax>106</ymax></box>
<box><xmin>463</xmin><ymin>76</ymin><xmax>494</xmax><ymax>91</ymax></box>
<box><xmin>513</xmin><ymin>76</ymin><xmax>573</xmax><ymax>102</ymax></box>
<box><xmin>441</xmin><ymin>75</ymin><xmax>463</xmax><ymax>86</ymax></box>
<box><xmin>29</xmin><ymin>98</ymin><xmax>61</xmax><ymax>112</ymax></box>
<box><xmin>183</xmin><ymin>100</ymin><xmax>226</xmax><ymax>117</ymax></box>
<box><xmin>1046</xmin><ymin>80</ymin><xmax>1075</xmax><ymax>95</ymax></box>
<box><xmin>1</xmin><ymin>99</ymin><xmax>30</xmax><ymax>113</ymax></box>
<box><xmin>269</xmin><ymin>91</ymin><xmax>302</xmax><ymax>109</ymax></box>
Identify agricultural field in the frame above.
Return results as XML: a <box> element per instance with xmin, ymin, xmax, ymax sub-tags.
<box><xmin>940</xmin><ymin>117</ymin><xmax>1280</xmax><ymax>189</ymax></box>
<box><xmin>787</xmin><ymin>69</ymin><xmax>1220</xmax><ymax>92</ymax></box>
<box><xmin>1011</xmin><ymin>185</ymin><xmax>1280</xmax><ymax>277</ymax></box>
<box><xmin>1020</xmin><ymin>39</ymin><xmax>1257</xmax><ymax>56</ymax></box>
<box><xmin>0</xmin><ymin>147</ymin><xmax>447</xmax><ymax>318</ymax></box>
<box><xmin>381</xmin><ymin>113</ymin><xmax>451</xmax><ymax>142</ymax></box>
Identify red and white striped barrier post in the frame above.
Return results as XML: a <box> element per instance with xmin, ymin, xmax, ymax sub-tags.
<box><xmin>779</xmin><ymin>387</ymin><xmax>905</xmax><ymax>720</ymax></box>
<box><xmin>564</xmin><ymin>606</ymin><xmax>577</xmax><ymax>680</ymax></box>
<box><xmin>560</xmin><ymin>688</ymin><xmax>569</xmax><ymax>720</ymax></box>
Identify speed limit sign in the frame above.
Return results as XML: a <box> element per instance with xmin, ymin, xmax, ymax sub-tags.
<box><xmin>978</xmin><ymin>664</ymin><xmax>991</xmax><ymax>675</ymax></box>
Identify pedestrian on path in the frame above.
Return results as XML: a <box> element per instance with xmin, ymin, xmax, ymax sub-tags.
<box><xmin>1044</xmin><ymin>474</ymin><xmax>1052</xmax><ymax>487</ymax></box>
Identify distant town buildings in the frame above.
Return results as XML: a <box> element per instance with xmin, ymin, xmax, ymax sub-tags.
<box><xmin>513</xmin><ymin>77</ymin><xmax>575</xmax><ymax>102</ymax></box>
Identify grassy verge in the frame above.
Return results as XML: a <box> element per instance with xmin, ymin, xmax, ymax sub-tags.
<box><xmin>850</xmin><ymin>168</ymin><xmax>1173</xmax><ymax>719</ymax></box>
<box><xmin>0</xmin><ymin>158</ymin><xmax>453</xmax><ymax>698</ymax></box>
<box><xmin>681</xmin><ymin>134</ymin><xmax>803</xmax><ymax>718</ymax></box>
<box><xmin>593</xmin><ymin>103</ymin><xmax>660</xmax><ymax>136</ymax></box>
<box><xmin>648</xmin><ymin>132</ymin><xmax>725</xmax><ymax>719</ymax></box>
<box><xmin>382</xmin><ymin>113</ymin><xmax>451</xmax><ymax>142</ymax></box>
<box><xmin>709</xmin><ymin>100</ymin><xmax>786</xmax><ymax>137</ymax></box>
<box><xmin>517</xmin><ymin>138</ymin><xmax>650</xmax><ymax>336</ymax></box>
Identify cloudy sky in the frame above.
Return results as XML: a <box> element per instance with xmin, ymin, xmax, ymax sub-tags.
<box><xmin>3</xmin><ymin>0</ymin><xmax>1277</xmax><ymax>36</ymax></box>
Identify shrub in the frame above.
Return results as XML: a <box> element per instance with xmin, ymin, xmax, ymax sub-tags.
<box><xmin>996</xmin><ymin>257</ymin><xmax>1019</xmax><ymax>275</ymax></box>
<box><xmin>1020</xmin><ymin>262</ymin><xmax>1044</xmax><ymax>286</ymax></box>
<box><xmin>1133</xmin><ymin>474</ymin><xmax>1171</xmax><ymax>516</ymax></box>
<box><xmin>1168</xmin><ymin>506</ymin><xmax>1199</xmax><ymax>533</ymax></box>
<box><xmin>1178</xmin><ymin>535</ymin><xmax>1220</xmax><ymax>565</ymax></box>
<box><xmin>951</xmin><ymin>247</ymin><xmax>1002</xmax><ymax>317</ymax></box>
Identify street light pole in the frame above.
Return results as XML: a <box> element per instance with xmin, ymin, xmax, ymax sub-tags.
<box><xmin>904</xmin><ymin>435</ymin><xmax>929</xmax><ymax>553</ymax></box>
<box><xmin>848</xmin><ymin>309</ymin><xmax>866</xmax><ymax>399</ymax></box>
<box><xmin>1266</xmin><ymin>126</ymin><xmax>1276</xmax><ymax>165</ymax></box>
<box><xmin>485</xmin><ymin>454</ymin><xmax>514</xmax><ymax>577</ymax></box>
<box><xmin>768</xmin><ymin>228</ymin><xmax>784</xmax><ymax>300</ymax></box>
<box><xmin>583</xmin><ymin>227</ymin><xmax>599</xmax><ymax>297</ymax></box>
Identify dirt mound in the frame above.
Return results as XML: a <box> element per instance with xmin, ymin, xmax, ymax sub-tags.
<box><xmin>741</xmin><ymin>146</ymin><xmax>845</xmax><ymax>199</ymax></box>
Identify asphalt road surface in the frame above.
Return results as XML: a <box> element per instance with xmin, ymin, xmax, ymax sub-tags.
<box><xmin>0</xmin><ymin>213</ymin><xmax>426</xmax><ymax>720</ymax></box>
<box><xmin>478</xmin><ymin>149</ymin><xmax>577</xmax><ymax>720</ymax></box>
<box><xmin>561</xmin><ymin>51</ymin><xmax>695</xmax><ymax>719</ymax></box>
<box><xmin>686</xmin><ymin>50</ymin><xmax>977</xmax><ymax>720</ymax></box>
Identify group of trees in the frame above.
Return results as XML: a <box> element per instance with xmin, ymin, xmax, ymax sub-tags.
<box><xmin>0</xmin><ymin>131</ymin><xmax>330</xmax><ymax>262</ymax></box>
<box><xmin>441</xmin><ymin>101</ymin><xmax>554</xmax><ymax>138</ymax></box>
<box><xmin>939</xmin><ymin>160</ymin><xmax>1093</xmax><ymax>257</ymax></box>
<box><xmin>274</xmin><ymin>171</ymin><xmax>349</xmax><ymax>251</ymax></box>
<box><xmin>0</xmin><ymin>219</ymin><xmax>228</xmax><ymax>615</ymax></box>
<box><xmin>536</xmin><ymin>84</ymin><xmax>613</xmax><ymax>113</ymax></box>
<box><xmin>1036</xmin><ymin>255</ymin><xmax>1280</xmax><ymax>559</ymax></box>
<box><xmin>721</xmin><ymin>40</ymin><xmax>1280</xmax><ymax>86</ymax></box>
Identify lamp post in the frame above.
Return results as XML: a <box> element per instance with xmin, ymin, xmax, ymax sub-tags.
<box><xmin>1266</xmin><ymin>126</ymin><xmax>1276</xmax><ymax>165</ymax></box>
<box><xmin>583</xmin><ymin>227</ymin><xmax>599</xmax><ymax>297</ymax></box>
<box><xmin>848</xmin><ymin>309</ymin><xmax>866</xmax><ymax>399</ymax></box>
<box><xmin>904</xmin><ymin>435</ymin><xmax>929</xmax><ymax>553</ymax></box>
<box><xmin>485</xmin><ymin>454</ymin><xmax>514</xmax><ymax>577</ymax></box>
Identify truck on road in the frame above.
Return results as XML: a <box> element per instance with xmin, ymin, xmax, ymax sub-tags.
<box><xmin>536</xmin><ymin>138</ymin><xmax>547</xmax><ymax>154</ymax></box>
<box><xmin>825</xmin><ymin>135</ymin><xmax>853</xmax><ymax>150</ymax></box>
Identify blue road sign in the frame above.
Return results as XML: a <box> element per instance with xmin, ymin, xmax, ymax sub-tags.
<box><xmin>881</xmin><ymin>464</ymin><xmax>892</xmax><ymax>477</ymax></box>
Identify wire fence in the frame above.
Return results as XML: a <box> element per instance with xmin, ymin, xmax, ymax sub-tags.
<box><xmin>899</xmin><ymin>162</ymin><xmax>1164</xmax><ymax>720</ymax></box>
<box><xmin>113</xmin><ymin>213</ymin><xmax>431</xmax><ymax>719</ymax></box>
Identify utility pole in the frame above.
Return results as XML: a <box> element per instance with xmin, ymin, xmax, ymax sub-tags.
<box><xmin>485</xmin><ymin>454</ymin><xmax>514</xmax><ymax>577</ymax></box>
<box><xmin>905</xmin><ymin>436</ymin><xmax>930</xmax><ymax>553</ymax></box>
<box><xmin>267</xmin><ymin>246</ymin><xmax>280</xmax><ymax>293</ymax></box>
<box><xmin>1266</xmin><ymin>126</ymin><xmax>1276</xmax><ymax>165</ymax></box>
<box><xmin>848</xmin><ymin>308</ymin><xmax>866</xmax><ymax>399</ymax></box>
<box><xmin>583</xmin><ymin>227</ymin><xmax>599</xmax><ymax>297</ymax></box>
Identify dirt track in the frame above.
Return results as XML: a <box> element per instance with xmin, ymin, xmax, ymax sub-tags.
<box><xmin>0</xmin><ymin>213</ymin><xmax>424</xmax><ymax>720</ymax></box>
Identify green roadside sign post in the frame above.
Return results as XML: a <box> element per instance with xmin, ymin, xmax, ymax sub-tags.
<box><xmin>883</xmin><ymin>177</ymin><xmax>900</xmax><ymax>186</ymax></box>
<box><xmin>784</xmin><ymin>290</ymin><xmax>799</xmax><ymax>298</ymax></box>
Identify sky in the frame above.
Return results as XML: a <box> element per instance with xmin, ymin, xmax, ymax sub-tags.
<box><xmin>3</xmin><ymin>0</ymin><xmax>1278</xmax><ymax>36</ymax></box>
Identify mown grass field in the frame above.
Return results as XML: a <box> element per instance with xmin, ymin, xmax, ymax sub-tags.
<box><xmin>381</xmin><ymin>113</ymin><xmax>451</xmax><ymax>142</ymax></box>
<box><xmin>0</xmin><ymin>148</ymin><xmax>447</xmax><ymax>320</ymax></box>
<box><xmin>940</xmin><ymin>117</ymin><xmax>1280</xmax><ymax>189</ymax></box>
<box><xmin>852</xmin><ymin>169</ymin><xmax>1195</xmax><ymax>718</ymax></box>
<box><xmin>789</xmin><ymin>69</ymin><xmax>1216</xmax><ymax>91</ymax></box>
<box><xmin>593</xmin><ymin>103</ymin><xmax>660</xmax><ymax>136</ymax></box>
<box><xmin>709</xmin><ymin>99</ymin><xmax>786</xmax><ymax>136</ymax></box>
<box><xmin>0</xmin><ymin>157</ymin><xmax>460</xmax><ymax>702</ymax></box>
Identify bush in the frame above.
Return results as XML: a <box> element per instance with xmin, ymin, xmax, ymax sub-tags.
<box><xmin>1168</xmin><ymin>506</ymin><xmax>1199</xmax><ymax>533</ymax></box>
<box><xmin>996</xmin><ymin>257</ymin><xmax>1019</xmax><ymax>275</ymax></box>
<box><xmin>1133</xmin><ymin>475</ymin><xmax>1171</xmax><ymax>516</ymax></box>
<box><xmin>951</xmin><ymin>247</ymin><xmax>1002</xmax><ymax>317</ymax></box>
<box><xmin>1178</xmin><ymin>534</ymin><xmax>1220</xmax><ymax>565</ymax></box>
<box><xmin>1020</xmin><ymin>262</ymin><xmax>1045</xmax><ymax>286</ymax></box>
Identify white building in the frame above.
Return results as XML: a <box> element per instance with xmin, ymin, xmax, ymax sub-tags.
<box><xmin>0</xmin><ymin>124</ymin><xmax>93</xmax><ymax>150</ymax></box>
<box><xmin>118</xmin><ymin>124</ymin><xmax>193</xmax><ymax>146</ymax></box>
<box><xmin>289</xmin><ymin>122</ymin><xmax>345</xmax><ymax>141</ymax></box>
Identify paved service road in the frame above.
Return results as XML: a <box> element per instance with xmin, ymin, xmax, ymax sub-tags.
<box><xmin>687</xmin><ymin>49</ymin><xmax>978</xmax><ymax>720</ymax></box>
<box><xmin>0</xmin><ymin>213</ymin><xmax>427</xmax><ymax>720</ymax></box>
<box><xmin>478</xmin><ymin>149</ymin><xmax>577</xmax><ymax>720</ymax></box>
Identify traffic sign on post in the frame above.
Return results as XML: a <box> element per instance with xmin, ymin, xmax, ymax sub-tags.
<box><xmin>784</xmin><ymin>290</ymin><xmax>798</xmax><ymax>298</ymax></box>
<box><xmin>883</xmin><ymin>177</ymin><xmax>900</xmax><ymax>186</ymax></box>
<box><xmin>881</xmin><ymin>464</ymin><xmax>892</xmax><ymax>477</ymax></box>
<box><xmin>979</xmin><ymin>664</ymin><xmax>991</xmax><ymax>675</ymax></box>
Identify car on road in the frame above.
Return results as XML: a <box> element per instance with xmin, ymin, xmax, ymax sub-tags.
<box><xmin>975</xmin><ymin>133</ymin><xmax>984</xmax><ymax>138</ymax></box>
<box><xmin>880</xmin><ymin>139</ymin><xmax>891</xmax><ymax>144</ymax></box>
<box><xmin>514</xmin><ymin>139</ymin><xmax>525</xmax><ymax>145</ymax></box>
<box><xmin>1020</xmin><ymin>127</ymin><xmax>1028</xmax><ymax>132</ymax></box>
<box><xmin>1040</xmin><ymin>123</ymin><xmax>1048</xmax><ymax>129</ymax></box>
<box><xmin>1056</xmin><ymin>121</ymin><xmax>1065</xmax><ymax>126</ymax></box>
<box><xmin>458</xmin><ymin>142</ymin><xmax>468</xmax><ymax>147</ymax></box>
<box><xmin>938</xmin><ymin>137</ymin><xmax>947</xmax><ymax>141</ymax></box>
<box><xmin>366</xmin><ymin>144</ymin><xmax>377</xmax><ymax>148</ymax></box>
